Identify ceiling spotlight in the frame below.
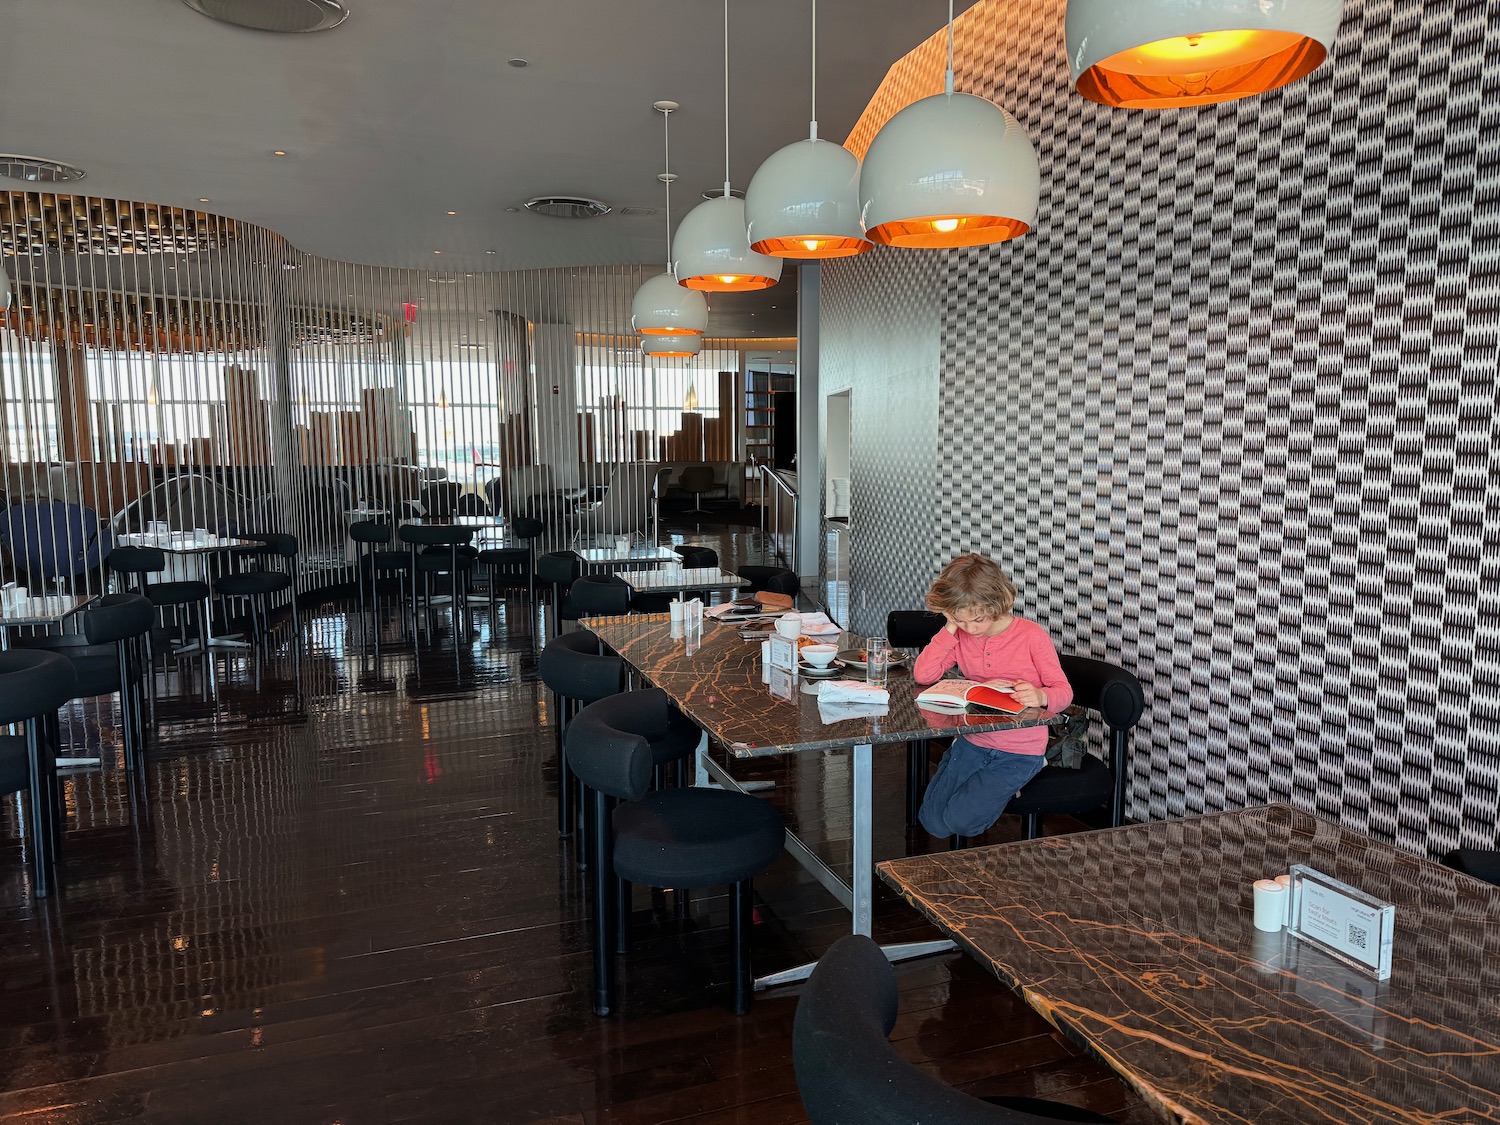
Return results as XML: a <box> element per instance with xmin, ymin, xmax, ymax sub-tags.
<box><xmin>273</xmin><ymin>150</ymin><xmax>288</xmax><ymax>156</ymax></box>
<box><xmin>507</xmin><ymin>58</ymin><xmax>529</xmax><ymax>68</ymax></box>
<box><xmin>446</xmin><ymin>210</ymin><xmax>457</xmax><ymax>216</ymax></box>
<box><xmin>198</xmin><ymin>197</ymin><xmax>211</xmax><ymax>203</ymax></box>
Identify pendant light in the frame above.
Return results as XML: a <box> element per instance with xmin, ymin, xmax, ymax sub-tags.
<box><xmin>632</xmin><ymin>101</ymin><xmax>710</xmax><ymax>336</ymax></box>
<box><xmin>642</xmin><ymin>332</ymin><xmax>703</xmax><ymax>358</ymax></box>
<box><xmin>1067</xmin><ymin>0</ymin><xmax>1344</xmax><ymax>109</ymax></box>
<box><xmin>744</xmin><ymin>0</ymin><xmax>870</xmax><ymax>259</ymax></box>
<box><xmin>858</xmin><ymin>0</ymin><xmax>1039</xmax><ymax>249</ymax></box>
<box><xmin>671</xmin><ymin>0</ymin><xmax>782</xmax><ymax>292</ymax></box>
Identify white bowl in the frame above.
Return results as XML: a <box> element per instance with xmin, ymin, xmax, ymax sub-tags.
<box><xmin>774</xmin><ymin>614</ymin><xmax>803</xmax><ymax>638</ymax></box>
<box><xmin>801</xmin><ymin>644</ymin><xmax>838</xmax><ymax>668</ymax></box>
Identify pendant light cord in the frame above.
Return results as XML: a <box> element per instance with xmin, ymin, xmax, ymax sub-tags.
<box><xmin>723</xmin><ymin>0</ymin><xmax>732</xmax><ymax>198</ymax></box>
<box><xmin>662</xmin><ymin>107</ymin><xmax>673</xmax><ymax>272</ymax></box>
<box><xmin>945</xmin><ymin>0</ymin><xmax>955</xmax><ymax>96</ymax></box>
<box><xmin>809</xmin><ymin>0</ymin><xmax>818</xmax><ymax>141</ymax></box>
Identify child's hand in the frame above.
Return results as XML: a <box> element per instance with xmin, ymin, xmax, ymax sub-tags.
<box><xmin>942</xmin><ymin>612</ymin><xmax>958</xmax><ymax>635</ymax></box>
<box><xmin>1008</xmin><ymin>680</ymin><xmax>1045</xmax><ymax>708</ymax></box>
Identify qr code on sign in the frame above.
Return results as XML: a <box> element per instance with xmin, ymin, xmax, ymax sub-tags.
<box><xmin>1348</xmin><ymin>924</ymin><xmax>1368</xmax><ymax>950</ymax></box>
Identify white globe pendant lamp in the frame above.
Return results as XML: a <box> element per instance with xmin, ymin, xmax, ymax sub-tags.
<box><xmin>744</xmin><ymin>0</ymin><xmax>870</xmax><ymax>260</ymax></box>
<box><xmin>858</xmin><ymin>0</ymin><xmax>1039</xmax><ymax>249</ymax></box>
<box><xmin>631</xmin><ymin>101</ymin><xmax>709</xmax><ymax>336</ymax></box>
<box><xmin>1067</xmin><ymin>0</ymin><xmax>1344</xmax><ymax>109</ymax></box>
<box><xmin>642</xmin><ymin>332</ymin><xmax>703</xmax><ymax>358</ymax></box>
<box><xmin>672</xmin><ymin>0</ymin><xmax>782</xmax><ymax>292</ymax></box>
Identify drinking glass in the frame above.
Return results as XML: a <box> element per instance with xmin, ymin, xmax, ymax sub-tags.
<box><xmin>866</xmin><ymin>635</ymin><xmax>890</xmax><ymax>688</ymax></box>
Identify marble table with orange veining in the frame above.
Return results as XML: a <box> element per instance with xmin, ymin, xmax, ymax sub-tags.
<box><xmin>877</xmin><ymin>803</ymin><xmax>1500</xmax><ymax>1125</ymax></box>
<box><xmin>583</xmin><ymin>611</ymin><xmax>1064</xmax><ymax>990</ymax></box>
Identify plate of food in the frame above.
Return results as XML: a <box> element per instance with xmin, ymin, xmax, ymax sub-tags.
<box><xmin>835</xmin><ymin>647</ymin><xmax>909</xmax><ymax>671</ymax></box>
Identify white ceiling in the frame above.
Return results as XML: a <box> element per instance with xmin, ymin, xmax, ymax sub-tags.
<box><xmin>0</xmin><ymin>0</ymin><xmax>974</xmax><ymax>275</ymax></box>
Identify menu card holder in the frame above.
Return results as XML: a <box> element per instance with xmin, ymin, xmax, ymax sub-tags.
<box><xmin>1286</xmin><ymin>864</ymin><xmax>1395</xmax><ymax>981</ymax></box>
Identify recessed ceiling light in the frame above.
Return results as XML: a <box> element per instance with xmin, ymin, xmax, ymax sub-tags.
<box><xmin>485</xmin><ymin>250</ymin><xmax>497</xmax><ymax>255</ymax></box>
<box><xmin>433</xmin><ymin>250</ymin><xmax>442</xmax><ymax>255</ymax></box>
<box><xmin>504</xmin><ymin>207</ymin><xmax>519</xmax><ymax>214</ymax></box>
<box><xmin>181</xmin><ymin>0</ymin><xmax>349</xmax><ymax>33</ymax></box>
<box><xmin>507</xmin><ymin>58</ymin><xmax>528</xmax><ymax>68</ymax></box>
<box><xmin>282</xmin><ymin>262</ymin><xmax>300</xmax><ymax>270</ymax></box>
<box><xmin>198</xmin><ymin>197</ymin><xmax>211</xmax><ymax>203</ymax></box>
<box><xmin>273</xmin><ymin>150</ymin><xmax>288</xmax><ymax>156</ymax></box>
<box><xmin>446</xmin><ymin>210</ymin><xmax>457</xmax><ymax>216</ymax></box>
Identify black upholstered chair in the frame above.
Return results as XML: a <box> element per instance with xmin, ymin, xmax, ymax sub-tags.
<box><xmin>887</xmin><ymin>610</ymin><xmax>948</xmax><ymax>827</ymax></box>
<box><xmin>632</xmin><ymin>545</ymin><xmax>720</xmax><ymax>613</ymax></box>
<box><xmin>566</xmin><ymin>689</ymin><xmax>784</xmax><ymax>1016</ymax></box>
<box><xmin>570</xmin><ymin>573</ymin><xmax>632</xmax><ymax>618</ymax></box>
<box><xmin>16</xmin><ymin>593</ymin><xmax>155</xmax><ymax>771</ymax></box>
<box><xmin>509</xmin><ymin>515</ymin><xmax>547</xmax><ymax>595</ymax></box>
<box><xmin>539</xmin><ymin>629</ymin><xmax>624</xmax><ymax>838</ymax></box>
<box><xmin>737</xmin><ymin>564</ymin><xmax>800</xmax><ymax>599</ymax></box>
<box><xmin>477</xmin><ymin>546</ymin><xmax>533</xmax><ymax>632</ymax></box>
<box><xmin>0</xmin><ymin>650</ymin><xmax>78</xmax><ymax>897</ymax></box>
<box><xmin>398</xmin><ymin>523</ymin><xmax>477</xmax><ymax>637</ymax></box>
<box><xmin>348</xmin><ymin>520</ymin><xmax>411</xmax><ymax>644</ymax></box>
<box><xmin>215</xmin><ymin>533</ymin><xmax>302</xmax><ymax>652</ymax></box>
<box><xmin>794</xmin><ymin>935</ymin><xmax>1116</xmax><ymax>1124</ymax></box>
<box><xmin>1005</xmin><ymin>655</ymin><xmax>1145</xmax><ymax>840</ymax></box>
<box><xmin>108</xmin><ymin>543</ymin><xmax>210</xmax><ymax>657</ymax></box>
<box><xmin>536</xmin><ymin>550</ymin><xmax>583</xmax><ymax>638</ymax></box>
<box><xmin>1443</xmin><ymin>849</ymin><xmax>1500</xmax><ymax>887</ymax></box>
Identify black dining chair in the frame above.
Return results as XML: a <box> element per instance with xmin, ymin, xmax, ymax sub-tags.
<box><xmin>398</xmin><ymin>523</ymin><xmax>478</xmax><ymax>638</ymax></box>
<box><xmin>1005</xmin><ymin>654</ymin><xmax>1145</xmax><ymax>840</ymax></box>
<box><xmin>214</xmin><ymin>533</ymin><xmax>302</xmax><ymax>654</ymax></box>
<box><xmin>566</xmin><ymin>689</ymin><xmax>784</xmax><ymax>1016</ymax></box>
<box><xmin>16</xmin><ymin>593</ymin><xmax>156</xmax><ymax>771</ymax></box>
<box><xmin>736</xmin><ymin>564</ymin><xmax>800</xmax><ymax>599</ymax></box>
<box><xmin>348</xmin><ymin>519</ymin><xmax>411</xmax><ymax>645</ymax></box>
<box><xmin>794</xmin><ymin>934</ymin><xmax>1116</xmax><ymax>1124</ymax></box>
<box><xmin>570</xmin><ymin>573</ymin><xmax>632</xmax><ymax>619</ymax></box>
<box><xmin>886</xmin><ymin>609</ymin><xmax>949</xmax><ymax>827</ymax></box>
<box><xmin>0</xmin><ymin>650</ymin><xmax>78</xmax><ymax>898</ymax></box>
<box><xmin>107</xmin><ymin>544</ymin><xmax>210</xmax><ymax>709</ymax></box>
<box><xmin>1442</xmin><ymin>849</ymin><xmax>1500</xmax><ymax>888</ymax></box>
<box><xmin>536</xmin><ymin>550</ymin><xmax>583</xmax><ymax>638</ymax></box>
<box><xmin>476</xmin><ymin>545</ymin><xmax>534</xmax><ymax>634</ymax></box>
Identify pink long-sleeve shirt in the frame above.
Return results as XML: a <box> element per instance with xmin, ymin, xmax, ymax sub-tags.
<box><xmin>913</xmin><ymin>618</ymin><xmax>1072</xmax><ymax>754</ymax></box>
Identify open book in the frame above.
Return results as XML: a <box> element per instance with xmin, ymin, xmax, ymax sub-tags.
<box><xmin>915</xmin><ymin>679</ymin><xmax>1025</xmax><ymax>714</ymax></box>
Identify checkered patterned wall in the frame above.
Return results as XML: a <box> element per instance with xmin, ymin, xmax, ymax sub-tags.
<box><xmin>822</xmin><ymin>0</ymin><xmax>1500</xmax><ymax>857</ymax></box>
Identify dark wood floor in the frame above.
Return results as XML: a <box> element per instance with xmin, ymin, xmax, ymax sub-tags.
<box><xmin>0</xmin><ymin>528</ymin><xmax>1156</xmax><ymax>1124</ymax></box>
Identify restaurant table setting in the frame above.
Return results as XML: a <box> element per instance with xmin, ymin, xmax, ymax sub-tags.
<box><xmin>581</xmin><ymin>610</ymin><xmax>1064</xmax><ymax>989</ymax></box>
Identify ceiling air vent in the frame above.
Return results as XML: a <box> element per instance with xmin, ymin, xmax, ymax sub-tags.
<box><xmin>617</xmin><ymin>207</ymin><xmax>658</xmax><ymax>218</ymax></box>
<box><xmin>0</xmin><ymin>155</ymin><xmax>86</xmax><ymax>183</ymax></box>
<box><xmin>522</xmin><ymin>196</ymin><xmax>612</xmax><ymax>220</ymax></box>
<box><xmin>180</xmin><ymin>0</ymin><xmax>349</xmax><ymax>33</ymax></box>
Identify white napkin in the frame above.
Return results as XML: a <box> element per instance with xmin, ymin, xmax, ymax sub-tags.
<box><xmin>704</xmin><ymin>601</ymin><xmax>739</xmax><ymax>619</ymax></box>
<box><xmin>816</xmin><ymin>680</ymin><xmax>890</xmax><ymax>705</ymax></box>
<box><xmin>795</xmin><ymin>611</ymin><xmax>842</xmax><ymax>637</ymax></box>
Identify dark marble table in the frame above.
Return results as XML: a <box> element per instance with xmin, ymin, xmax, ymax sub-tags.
<box><xmin>877</xmin><ymin>803</ymin><xmax>1500</xmax><ymax>1124</ymax></box>
<box><xmin>584</xmin><ymin>612</ymin><xmax>1061</xmax><ymax>989</ymax></box>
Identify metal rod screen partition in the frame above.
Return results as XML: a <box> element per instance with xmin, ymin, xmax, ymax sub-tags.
<box><xmin>0</xmin><ymin>190</ymin><xmax>773</xmax><ymax>599</ymax></box>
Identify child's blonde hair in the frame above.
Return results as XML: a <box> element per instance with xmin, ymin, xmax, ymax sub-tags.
<box><xmin>925</xmin><ymin>554</ymin><xmax>1017</xmax><ymax>619</ymax></box>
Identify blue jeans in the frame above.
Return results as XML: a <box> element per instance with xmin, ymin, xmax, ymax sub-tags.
<box><xmin>917</xmin><ymin>736</ymin><xmax>1048</xmax><ymax>839</ymax></box>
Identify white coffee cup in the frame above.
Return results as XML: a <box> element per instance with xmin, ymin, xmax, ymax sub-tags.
<box><xmin>774</xmin><ymin>613</ymin><xmax>802</xmax><ymax>639</ymax></box>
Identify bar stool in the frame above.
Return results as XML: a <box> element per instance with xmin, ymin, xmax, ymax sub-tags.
<box><xmin>349</xmin><ymin>520</ymin><xmax>411</xmax><ymax>644</ymax></box>
<box><xmin>511</xmin><ymin>516</ymin><xmax>546</xmax><ymax>596</ymax></box>
<box><xmin>570</xmin><ymin>574</ymin><xmax>632</xmax><ymax>618</ymax></box>
<box><xmin>886</xmin><ymin>609</ymin><xmax>948</xmax><ymax>828</ymax></box>
<box><xmin>0</xmin><ymin>650</ymin><xmax>79</xmax><ymax>897</ymax></box>
<box><xmin>736</xmin><ymin>564</ymin><xmax>801</xmax><ymax>599</ymax></box>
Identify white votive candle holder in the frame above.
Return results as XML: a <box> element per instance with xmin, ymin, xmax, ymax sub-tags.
<box><xmin>1252</xmin><ymin>879</ymin><xmax>1286</xmax><ymax>933</ymax></box>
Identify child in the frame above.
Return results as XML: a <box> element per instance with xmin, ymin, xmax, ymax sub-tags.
<box><xmin>914</xmin><ymin>554</ymin><xmax>1072</xmax><ymax>840</ymax></box>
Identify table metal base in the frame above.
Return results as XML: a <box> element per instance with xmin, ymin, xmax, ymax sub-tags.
<box><xmin>696</xmin><ymin>739</ymin><xmax>954</xmax><ymax>990</ymax></box>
